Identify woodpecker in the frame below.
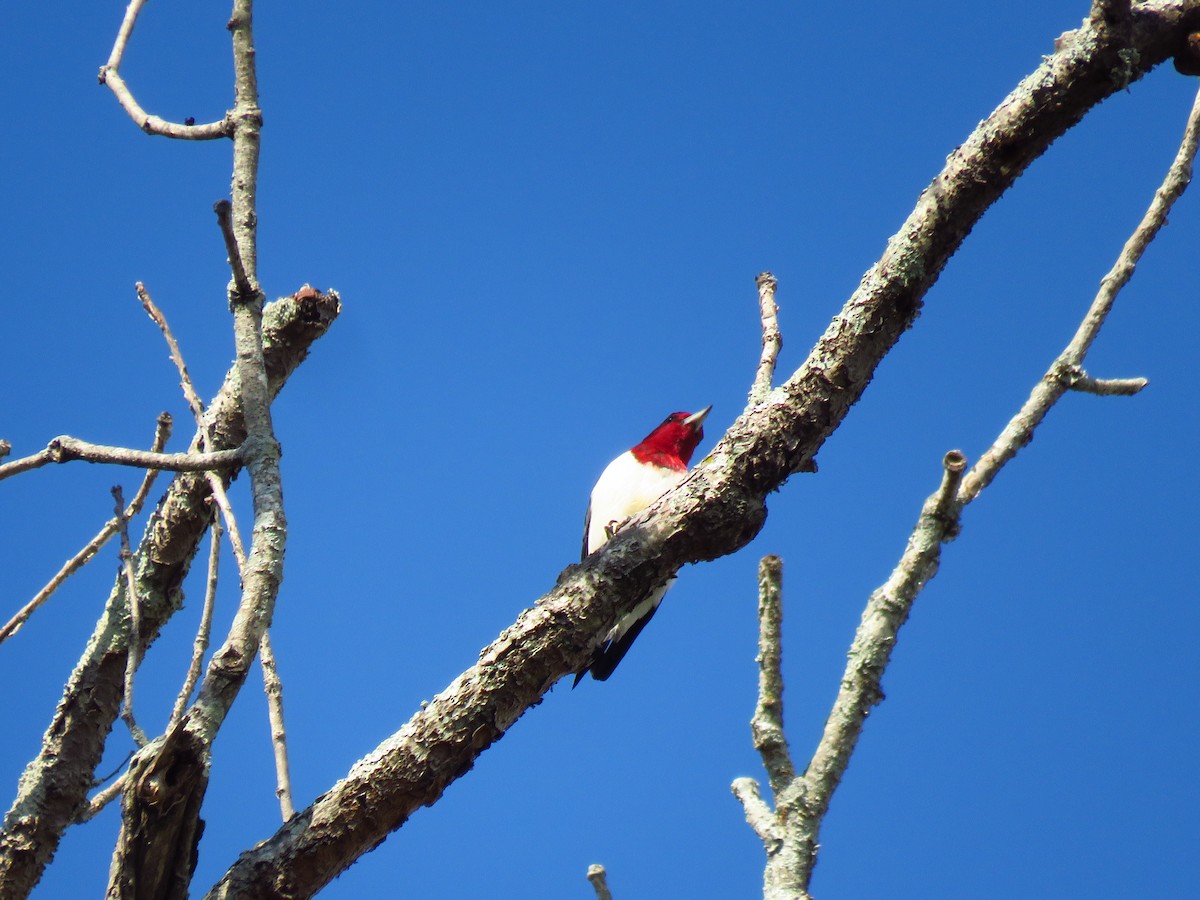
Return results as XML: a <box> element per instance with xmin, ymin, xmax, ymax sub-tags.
<box><xmin>574</xmin><ymin>406</ymin><xmax>712</xmax><ymax>685</ymax></box>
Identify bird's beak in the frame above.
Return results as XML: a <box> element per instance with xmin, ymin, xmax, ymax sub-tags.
<box><xmin>684</xmin><ymin>405</ymin><xmax>712</xmax><ymax>428</ymax></box>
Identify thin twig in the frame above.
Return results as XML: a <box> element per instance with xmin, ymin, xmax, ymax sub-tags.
<box><xmin>214</xmin><ymin>200</ymin><xmax>256</xmax><ymax>303</ymax></box>
<box><xmin>77</xmin><ymin>775</ymin><xmax>127</xmax><ymax>824</ymax></box>
<box><xmin>747</xmin><ymin>272</ymin><xmax>782</xmax><ymax>409</ymax></box>
<box><xmin>114</xmin><ymin>487</ymin><xmax>148</xmax><ymax>748</ymax></box>
<box><xmin>138</xmin><ymin>284</ymin><xmax>208</xmax><ymax>421</ymax></box>
<box><xmin>98</xmin><ymin>0</ymin><xmax>230</xmax><ymax>140</ymax></box>
<box><xmin>135</xmin><ymin>283</ymin><xmax>249</xmax><ymax>573</ymax></box>
<box><xmin>259</xmin><ymin>632</ymin><xmax>295</xmax><ymax>821</ymax></box>
<box><xmin>0</xmin><ymin>414</ymin><xmax>172</xmax><ymax>646</ymax></box>
<box><xmin>0</xmin><ymin>439</ymin><xmax>11</xmax><ymax>462</ymax></box>
<box><xmin>586</xmin><ymin>864</ymin><xmax>613</xmax><ymax>900</ymax></box>
<box><xmin>0</xmin><ymin>437</ymin><xmax>240</xmax><ymax>481</ymax></box>
<box><xmin>170</xmin><ymin>515</ymin><xmax>223</xmax><ymax>728</ymax></box>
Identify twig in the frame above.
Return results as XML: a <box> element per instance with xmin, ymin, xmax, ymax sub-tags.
<box><xmin>136</xmin><ymin>282</ymin><xmax>250</xmax><ymax>574</ymax></box>
<box><xmin>586</xmin><ymin>864</ymin><xmax>613</xmax><ymax>900</ymax></box>
<box><xmin>170</xmin><ymin>515</ymin><xmax>223</xmax><ymax>728</ymax></box>
<box><xmin>0</xmin><ymin>437</ymin><xmax>240</xmax><ymax>481</ymax></box>
<box><xmin>0</xmin><ymin>414</ymin><xmax>172</xmax><ymax>646</ymax></box>
<box><xmin>114</xmin><ymin>487</ymin><xmax>149</xmax><ymax>748</ymax></box>
<box><xmin>77</xmin><ymin>775</ymin><xmax>127</xmax><ymax>824</ymax></box>
<box><xmin>747</xmin><ymin>272</ymin><xmax>782</xmax><ymax>409</ymax></box>
<box><xmin>138</xmin><ymin>284</ymin><xmax>208</xmax><ymax>421</ymax></box>
<box><xmin>75</xmin><ymin>751</ymin><xmax>136</xmax><ymax>824</ymax></box>
<box><xmin>0</xmin><ymin>439</ymin><xmax>11</xmax><ymax>462</ymax></box>
<box><xmin>213</xmin><ymin>200</ymin><xmax>257</xmax><ymax>303</ymax></box>
<box><xmin>960</xmin><ymin>80</ymin><xmax>1200</xmax><ymax>504</ymax></box>
<box><xmin>98</xmin><ymin>0</ymin><xmax>231</xmax><ymax>140</ymax></box>
<box><xmin>1067</xmin><ymin>373</ymin><xmax>1148</xmax><ymax>395</ymax></box>
<box><xmin>259</xmin><ymin>633</ymin><xmax>295</xmax><ymax>821</ymax></box>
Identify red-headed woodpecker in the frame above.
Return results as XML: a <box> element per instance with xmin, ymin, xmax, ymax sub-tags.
<box><xmin>574</xmin><ymin>406</ymin><xmax>712</xmax><ymax>685</ymax></box>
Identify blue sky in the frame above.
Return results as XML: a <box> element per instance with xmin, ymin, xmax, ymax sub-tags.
<box><xmin>2</xmin><ymin>2</ymin><xmax>1197</xmax><ymax>897</ymax></box>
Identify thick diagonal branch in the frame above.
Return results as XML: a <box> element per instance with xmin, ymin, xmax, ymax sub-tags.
<box><xmin>207</xmin><ymin>7</ymin><xmax>1200</xmax><ymax>896</ymax></box>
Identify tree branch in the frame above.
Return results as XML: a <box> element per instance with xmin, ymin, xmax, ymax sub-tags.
<box><xmin>747</xmin><ymin>272</ymin><xmax>782</xmax><ymax>409</ymax></box>
<box><xmin>749</xmin><ymin>556</ymin><xmax>794</xmax><ymax>798</ymax></box>
<box><xmin>98</xmin><ymin>0</ymin><xmax>232</xmax><ymax>140</ymax></box>
<box><xmin>113</xmin><ymin>487</ymin><xmax>150</xmax><ymax>749</ymax></box>
<box><xmin>960</xmin><ymin>77</ymin><xmax>1200</xmax><ymax>504</ymax></box>
<box><xmin>206</xmin><ymin>7</ymin><xmax>1200</xmax><ymax>895</ymax></box>
<box><xmin>730</xmin><ymin>76</ymin><xmax>1200</xmax><ymax>900</ymax></box>
<box><xmin>586</xmin><ymin>864</ymin><xmax>613</xmax><ymax>900</ymax></box>
<box><xmin>0</xmin><ymin>288</ymin><xmax>339</xmax><ymax>900</ymax></box>
<box><xmin>0</xmin><ymin>438</ymin><xmax>240</xmax><ymax>482</ymax></box>
<box><xmin>105</xmin><ymin>1</ymin><xmax>290</xmax><ymax>890</ymax></box>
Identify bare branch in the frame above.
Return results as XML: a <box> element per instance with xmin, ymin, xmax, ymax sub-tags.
<box><xmin>731</xmin><ymin>76</ymin><xmax>1200</xmax><ymax>898</ymax></box>
<box><xmin>141</xmin><ymin>276</ymin><xmax>294</xmax><ymax>831</ymax></box>
<box><xmin>961</xmin><ymin>81</ymin><xmax>1200</xmax><ymax>504</ymax></box>
<box><xmin>0</xmin><ymin>437</ymin><xmax>240</xmax><ymax>481</ymax></box>
<box><xmin>204</xmin><ymin>9</ymin><xmax>1200</xmax><ymax>895</ymax></box>
<box><xmin>750</xmin><ymin>556</ymin><xmax>794</xmax><ymax>797</ymax></box>
<box><xmin>0</xmin><ymin>440</ymin><xmax>11</xmax><ymax>462</ymax></box>
<box><xmin>259</xmin><ymin>633</ymin><xmax>295</xmax><ymax>821</ymax></box>
<box><xmin>77</xmin><ymin>776</ymin><xmax>126</xmax><ymax>825</ymax></box>
<box><xmin>586</xmin><ymin>864</ymin><xmax>613</xmax><ymax>900</ymax></box>
<box><xmin>805</xmin><ymin>451</ymin><xmax>965</xmax><ymax>815</ymax></box>
<box><xmin>138</xmin><ymin>285</ymin><xmax>208</xmax><ymax>423</ymax></box>
<box><xmin>104</xmin><ymin>0</ymin><xmax>146</xmax><ymax>71</ymax></box>
<box><xmin>98</xmin><ymin>0</ymin><xmax>231</xmax><ymax>139</ymax></box>
<box><xmin>106</xmin><ymin>0</ymin><xmax>290</xmax><ymax>889</ymax></box>
<box><xmin>113</xmin><ymin>487</ymin><xmax>149</xmax><ymax>748</ymax></box>
<box><xmin>1068</xmin><ymin>373</ymin><xmax>1149</xmax><ymax>395</ymax></box>
<box><xmin>747</xmin><ymin>272</ymin><xmax>782</xmax><ymax>409</ymax></box>
<box><xmin>169</xmin><ymin>516</ymin><xmax>222</xmax><ymax>729</ymax></box>
<box><xmin>0</xmin><ymin>414</ymin><xmax>171</xmax><ymax>646</ymax></box>
<box><xmin>184</xmin><ymin>0</ymin><xmax>279</xmax><ymax>749</ymax></box>
<box><xmin>0</xmin><ymin>288</ymin><xmax>339</xmax><ymax>899</ymax></box>
<box><xmin>734</xmin><ymin>451</ymin><xmax>968</xmax><ymax>897</ymax></box>
<box><xmin>731</xmin><ymin>777</ymin><xmax>781</xmax><ymax>849</ymax></box>
<box><xmin>137</xmin><ymin>282</ymin><xmax>251</xmax><ymax>576</ymax></box>
<box><xmin>213</xmin><ymin>200</ymin><xmax>257</xmax><ymax>304</ymax></box>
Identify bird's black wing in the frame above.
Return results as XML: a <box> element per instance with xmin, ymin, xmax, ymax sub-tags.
<box><xmin>581</xmin><ymin>502</ymin><xmax>592</xmax><ymax>562</ymax></box>
<box><xmin>573</xmin><ymin>601</ymin><xmax>661</xmax><ymax>686</ymax></box>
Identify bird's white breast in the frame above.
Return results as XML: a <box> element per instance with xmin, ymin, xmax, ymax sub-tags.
<box><xmin>586</xmin><ymin>451</ymin><xmax>687</xmax><ymax>554</ymax></box>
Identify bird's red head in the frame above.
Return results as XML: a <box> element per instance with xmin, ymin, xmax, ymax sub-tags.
<box><xmin>630</xmin><ymin>406</ymin><xmax>712</xmax><ymax>471</ymax></box>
